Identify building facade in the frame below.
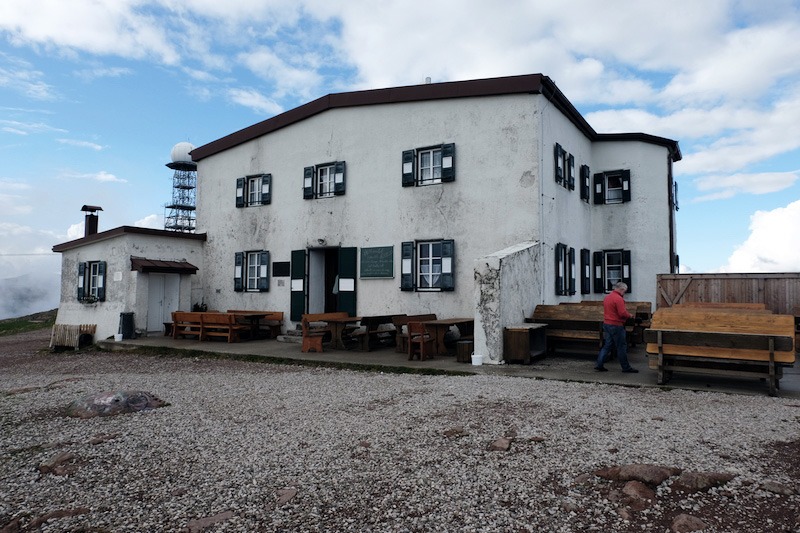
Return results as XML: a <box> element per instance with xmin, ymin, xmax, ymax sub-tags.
<box><xmin>52</xmin><ymin>73</ymin><xmax>680</xmax><ymax>360</ymax></box>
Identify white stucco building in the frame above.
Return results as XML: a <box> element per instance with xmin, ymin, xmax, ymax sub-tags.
<box><xmin>52</xmin><ymin>73</ymin><xmax>680</xmax><ymax>361</ymax></box>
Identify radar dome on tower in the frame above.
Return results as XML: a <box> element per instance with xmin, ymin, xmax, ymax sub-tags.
<box><xmin>170</xmin><ymin>142</ymin><xmax>195</xmax><ymax>164</ymax></box>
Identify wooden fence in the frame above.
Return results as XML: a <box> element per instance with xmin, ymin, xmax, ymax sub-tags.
<box><xmin>656</xmin><ymin>273</ymin><xmax>800</xmax><ymax>315</ymax></box>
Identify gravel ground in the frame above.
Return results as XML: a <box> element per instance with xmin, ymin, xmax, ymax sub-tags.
<box><xmin>1</xmin><ymin>329</ymin><xmax>799</xmax><ymax>533</ymax></box>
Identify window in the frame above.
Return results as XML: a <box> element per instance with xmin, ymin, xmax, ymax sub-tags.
<box><xmin>592</xmin><ymin>249</ymin><xmax>632</xmax><ymax>294</ymax></box>
<box><xmin>234</xmin><ymin>251</ymin><xmax>270</xmax><ymax>292</ymax></box>
<box><xmin>554</xmin><ymin>143</ymin><xmax>565</xmax><ymax>185</ymax></box>
<box><xmin>402</xmin><ymin>143</ymin><xmax>455</xmax><ymax>186</ymax></box>
<box><xmin>400</xmin><ymin>240</ymin><xmax>455</xmax><ymax>291</ymax></box>
<box><xmin>77</xmin><ymin>261</ymin><xmax>106</xmax><ymax>302</ymax></box>
<box><xmin>304</xmin><ymin>162</ymin><xmax>345</xmax><ymax>199</ymax></box>
<box><xmin>554</xmin><ymin>243</ymin><xmax>576</xmax><ymax>296</ymax></box>
<box><xmin>566</xmin><ymin>154</ymin><xmax>575</xmax><ymax>190</ymax></box>
<box><xmin>593</xmin><ymin>170</ymin><xmax>631</xmax><ymax>204</ymax></box>
<box><xmin>235</xmin><ymin>174</ymin><xmax>271</xmax><ymax>207</ymax></box>
<box><xmin>580</xmin><ymin>165</ymin><xmax>591</xmax><ymax>202</ymax></box>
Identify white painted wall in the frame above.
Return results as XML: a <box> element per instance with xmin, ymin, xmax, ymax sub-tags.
<box><xmin>55</xmin><ymin>233</ymin><xmax>203</xmax><ymax>341</ymax></box>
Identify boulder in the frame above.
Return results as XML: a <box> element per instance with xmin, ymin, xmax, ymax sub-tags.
<box><xmin>66</xmin><ymin>391</ymin><xmax>166</xmax><ymax>418</ymax></box>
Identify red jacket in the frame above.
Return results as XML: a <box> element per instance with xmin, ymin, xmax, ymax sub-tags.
<box><xmin>603</xmin><ymin>290</ymin><xmax>632</xmax><ymax>326</ymax></box>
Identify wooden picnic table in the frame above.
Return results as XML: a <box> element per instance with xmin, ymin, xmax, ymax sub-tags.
<box><xmin>422</xmin><ymin>318</ymin><xmax>475</xmax><ymax>356</ymax></box>
<box><xmin>229</xmin><ymin>312</ymin><xmax>268</xmax><ymax>339</ymax></box>
<box><xmin>324</xmin><ymin>316</ymin><xmax>362</xmax><ymax>350</ymax></box>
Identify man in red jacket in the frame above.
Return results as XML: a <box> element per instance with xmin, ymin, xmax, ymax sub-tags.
<box><xmin>595</xmin><ymin>281</ymin><xmax>638</xmax><ymax>373</ymax></box>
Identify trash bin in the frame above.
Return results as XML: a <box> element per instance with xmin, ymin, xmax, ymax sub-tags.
<box><xmin>119</xmin><ymin>312</ymin><xmax>135</xmax><ymax>339</ymax></box>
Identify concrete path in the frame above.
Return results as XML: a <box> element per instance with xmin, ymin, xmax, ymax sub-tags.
<box><xmin>102</xmin><ymin>334</ymin><xmax>800</xmax><ymax>399</ymax></box>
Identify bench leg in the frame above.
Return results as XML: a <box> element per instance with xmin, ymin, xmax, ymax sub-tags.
<box><xmin>302</xmin><ymin>335</ymin><xmax>324</xmax><ymax>353</ymax></box>
<box><xmin>768</xmin><ymin>339</ymin><xmax>777</xmax><ymax>396</ymax></box>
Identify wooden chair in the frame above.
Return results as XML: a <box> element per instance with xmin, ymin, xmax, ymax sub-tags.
<box><xmin>408</xmin><ymin>322</ymin><xmax>435</xmax><ymax>361</ymax></box>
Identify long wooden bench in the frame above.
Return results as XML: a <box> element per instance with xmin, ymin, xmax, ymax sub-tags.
<box><xmin>227</xmin><ymin>310</ymin><xmax>284</xmax><ymax>339</ymax></box>
<box><xmin>645</xmin><ymin>308</ymin><xmax>796</xmax><ymax>396</ymax></box>
<box><xmin>562</xmin><ymin>300</ymin><xmax>653</xmax><ymax>344</ymax></box>
<box><xmin>200</xmin><ymin>312</ymin><xmax>250</xmax><ymax>343</ymax></box>
<box><xmin>392</xmin><ymin>314</ymin><xmax>437</xmax><ymax>353</ymax></box>
<box><xmin>300</xmin><ymin>312</ymin><xmax>349</xmax><ymax>352</ymax></box>
<box><xmin>351</xmin><ymin>314</ymin><xmax>405</xmax><ymax>352</ymax></box>
<box><xmin>172</xmin><ymin>311</ymin><xmax>203</xmax><ymax>339</ymax></box>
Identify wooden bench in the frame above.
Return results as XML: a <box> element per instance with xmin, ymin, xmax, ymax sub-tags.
<box><xmin>227</xmin><ymin>310</ymin><xmax>284</xmax><ymax>339</ymax></box>
<box><xmin>351</xmin><ymin>314</ymin><xmax>405</xmax><ymax>351</ymax></box>
<box><xmin>199</xmin><ymin>313</ymin><xmax>250</xmax><ymax>343</ymax></box>
<box><xmin>645</xmin><ymin>308</ymin><xmax>796</xmax><ymax>396</ymax></box>
<box><xmin>172</xmin><ymin>311</ymin><xmax>203</xmax><ymax>339</ymax></box>
<box><xmin>529</xmin><ymin>305</ymin><xmax>607</xmax><ymax>354</ymax></box>
<box><xmin>392</xmin><ymin>314</ymin><xmax>437</xmax><ymax>353</ymax></box>
<box><xmin>562</xmin><ymin>300</ymin><xmax>652</xmax><ymax>344</ymax></box>
<box><xmin>300</xmin><ymin>312</ymin><xmax>349</xmax><ymax>352</ymax></box>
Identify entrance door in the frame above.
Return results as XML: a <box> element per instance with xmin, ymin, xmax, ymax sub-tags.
<box><xmin>291</xmin><ymin>247</ymin><xmax>357</xmax><ymax>320</ymax></box>
<box><xmin>147</xmin><ymin>273</ymin><xmax>180</xmax><ymax>333</ymax></box>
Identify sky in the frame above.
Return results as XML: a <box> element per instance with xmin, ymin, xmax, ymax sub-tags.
<box><xmin>1</xmin><ymin>0</ymin><xmax>800</xmax><ymax>319</ymax></box>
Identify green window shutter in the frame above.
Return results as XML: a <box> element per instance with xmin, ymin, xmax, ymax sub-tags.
<box><xmin>580</xmin><ymin>248</ymin><xmax>591</xmax><ymax>295</ymax></box>
<box><xmin>261</xmin><ymin>174</ymin><xmax>271</xmax><ymax>205</ymax></box>
<box><xmin>96</xmin><ymin>261</ymin><xmax>107</xmax><ymax>301</ymax></box>
<box><xmin>400</xmin><ymin>241</ymin><xmax>414</xmax><ymax>291</ymax></box>
<box><xmin>303</xmin><ymin>166</ymin><xmax>314</xmax><ymax>199</ymax></box>
<box><xmin>580</xmin><ymin>165</ymin><xmax>590</xmax><ymax>201</ymax></box>
<box><xmin>593</xmin><ymin>251</ymin><xmax>604</xmax><ymax>293</ymax></box>
<box><xmin>333</xmin><ymin>161</ymin><xmax>346</xmax><ymax>195</ymax></box>
<box><xmin>236</xmin><ymin>177</ymin><xmax>245</xmax><ymax>208</ymax></box>
<box><xmin>441</xmin><ymin>143</ymin><xmax>455</xmax><ymax>182</ymax></box>
<box><xmin>673</xmin><ymin>181</ymin><xmax>679</xmax><ymax>211</ymax></box>
<box><xmin>257</xmin><ymin>251</ymin><xmax>270</xmax><ymax>291</ymax></box>
<box><xmin>402</xmin><ymin>150</ymin><xmax>415</xmax><ymax>187</ymax></box>
<box><xmin>593</xmin><ymin>173</ymin><xmax>605</xmax><ymax>205</ymax></box>
<box><xmin>77</xmin><ymin>262</ymin><xmax>86</xmax><ymax>300</ymax></box>
<box><xmin>568</xmin><ymin>247</ymin><xmax>576</xmax><ymax>295</ymax></box>
<box><xmin>554</xmin><ymin>243</ymin><xmax>565</xmax><ymax>296</ymax></box>
<box><xmin>337</xmin><ymin>247</ymin><xmax>357</xmax><ymax>315</ymax></box>
<box><xmin>290</xmin><ymin>249</ymin><xmax>306</xmax><ymax>321</ymax></box>
<box><xmin>234</xmin><ymin>252</ymin><xmax>244</xmax><ymax>292</ymax></box>
<box><xmin>567</xmin><ymin>154</ymin><xmax>575</xmax><ymax>190</ymax></box>
<box><xmin>440</xmin><ymin>239</ymin><xmax>455</xmax><ymax>290</ymax></box>
<box><xmin>621</xmin><ymin>169</ymin><xmax>631</xmax><ymax>203</ymax></box>
<box><xmin>554</xmin><ymin>143</ymin><xmax>564</xmax><ymax>184</ymax></box>
<box><xmin>622</xmin><ymin>250</ymin><xmax>632</xmax><ymax>294</ymax></box>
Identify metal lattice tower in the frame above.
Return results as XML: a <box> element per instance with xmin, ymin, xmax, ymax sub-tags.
<box><xmin>164</xmin><ymin>142</ymin><xmax>197</xmax><ymax>232</ymax></box>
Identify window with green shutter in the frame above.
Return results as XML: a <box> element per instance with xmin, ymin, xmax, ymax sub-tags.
<box><xmin>594</xmin><ymin>169</ymin><xmax>631</xmax><ymax>204</ymax></box>
<box><xmin>235</xmin><ymin>174</ymin><xmax>271</xmax><ymax>207</ymax></box>
<box><xmin>401</xmin><ymin>144</ymin><xmax>455</xmax><ymax>187</ymax></box>
<box><xmin>303</xmin><ymin>162</ymin><xmax>346</xmax><ymax>199</ymax></box>
<box><xmin>400</xmin><ymin>239</ymin><xmax>455</xmax><ymax>292</ymax></box>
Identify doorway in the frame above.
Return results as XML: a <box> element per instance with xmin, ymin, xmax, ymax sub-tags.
<box><xmin>291</xmin><ymin>246</ymin><xmax>357</xmax><ymax>320</ymax></box>
<box><xmin>146</xmin><ymin>273</ymin><xmax>180</xmax><ymax>333</ymax></box>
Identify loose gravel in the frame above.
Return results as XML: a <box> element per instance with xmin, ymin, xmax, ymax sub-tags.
<box><xmin>1</xmin><ymin>330</ymin><xmax>799</xmax><ymax>532</ymax></box>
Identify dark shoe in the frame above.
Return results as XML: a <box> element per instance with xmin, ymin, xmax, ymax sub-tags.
<box><xmin>622</xmin><ymin>368</ymin><xmax>639</xmax><ymax>373</ymax></box>
<box><xmin>594</xmin><ymin>366</ymin><xmax>608</xmax><ymax>372</ymax></box>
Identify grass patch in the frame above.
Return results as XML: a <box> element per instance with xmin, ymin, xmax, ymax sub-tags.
<box><xmin>0</xmin><ymin>309</ymin><xmax>57</xmax><ymax>337</ymax></box>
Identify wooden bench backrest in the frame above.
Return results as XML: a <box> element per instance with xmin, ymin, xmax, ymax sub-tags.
<box><xmin>392</xmin><ymin>314</ymin><xmax>437</xmax><ymax>328</ymax></box>
<box><xmin>361</xmin><ymin>314</ymin><xmax>405</xmax><ymax>330</ymax></box>
<box><xmin>200</xmin><ymin>313</ymin><xmax>234</xmax><ymax>326</ymax></box>
<box><xmin>672</xmin><ymin>302</ymin><xmax>767</xmax><ymax>310</ymax></box>
<box><xmin>644</xmin><ymin>329</ymin><xmax>794</xmax><ymax>352</ymax></box>
<box><xmin>173</xmin><ymin>311</ymin><xmax>203</xmax><ymax>323</ymax></box>
<box><xmin>302</xmin><ymin>312</ymin><xmax>349</xmax><ymax>323</ymax></box>
<box><xmin>532</xmin><ymin>305</ymin><xmax>604</xmax><ymax>321</ymax></box>
<box><xmin>227</xmin><ymin>310</ymin><xmax>284</xmax><ymax>321</ymax></box>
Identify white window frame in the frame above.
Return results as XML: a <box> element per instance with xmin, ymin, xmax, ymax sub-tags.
<box><xmin>604</xmin><ymin>250</ymin><xmax>624</xmax><ymax>292</ymax></box>
<box><xmin>247</xmin><ymin>176</ymin><xmax>262</xmax><ymax>206</ymax></box>
<box><xmin>246</xmin><ymin>252</ymin><xmax>264</xmax><ymax>291</ymax></box>
<box><xmin>418</xmin><ymin>147</ymin><xmax>442</xmax><ymax>185</ymax></box>
<box><xmin>605</xmin><ymin>173</ymin><xmax>624</xmax><ymax>204</ymax></box>
<box><xmin>316</xmin><ymin>165</ymin><xmax>335</xmax><ymax>198</ymax></box>
<box><xmin>88</xmin><ymin>261</ymin><xmax>102</xmax><ymax>298</ymax></box>
<box><xmin>417</xmin><ymin>241</ymin><xmax>444</xmax><ymax>290</ymax></box>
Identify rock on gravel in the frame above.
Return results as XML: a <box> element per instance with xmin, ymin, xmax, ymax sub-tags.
<box><xmin>1</xmin><ymin>329</ymin><xmax>799</xmax><ymax>532</ymax></box>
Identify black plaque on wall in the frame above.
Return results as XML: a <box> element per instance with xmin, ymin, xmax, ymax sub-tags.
<box><xmin>359</xmin><ymin>246</ymin><xmax>394</xmax><ymax>278</ymax></box>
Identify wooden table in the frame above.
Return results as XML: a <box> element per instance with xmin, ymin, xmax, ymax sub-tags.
<box><xmin>325</xmin><ymin>316</ymin><xmax>362</xmax><ymax>350</ymax></box>
<box><xmin>422</xmin><ymin>318</ymin><xmax>475</xmax><ymax>356</ymax></box>
<box><xmin>230</xmin><ymin>312</ymin><xmax>268</xmax><ymax>339</ymax></box>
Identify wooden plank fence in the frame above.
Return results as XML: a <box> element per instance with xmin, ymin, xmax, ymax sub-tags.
<box><xmin>50</xmin><ymin>324</ymin><xmax>97</xmax><ymax>350</ymax></box>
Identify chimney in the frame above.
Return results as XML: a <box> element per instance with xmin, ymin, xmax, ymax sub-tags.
<box><xmin>81</xmin><ymin>205</ymin><xmax>103</xmax><ymax>237</ymax></box>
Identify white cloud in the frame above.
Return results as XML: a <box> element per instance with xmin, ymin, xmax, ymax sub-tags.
<box><xmin>60</xmin><ymin>170</ymin><xmax>127</xmax><ymax>183</ymax></box>
<box><xmin>0</xmin><ymin>52</ymin><xmax>59</xmax><ymax>100</ymax></box>
<box><xmin>134</xmin><ymin>213</ymin><xmax>162</xmax><ymax>229</ymax></box>
<box><xmin>720</xmin><ymin>199</ymin><xmax>800</xmax><ymax>272</ymax></box>
<box><xmin>57</xmin><ymin>138</ymin><xmax>105</xmax><ymax>150</ymax></box>
<box><xmin>226</xmin><ymin>88</ymin><xmax>283</xmax><ymax>116</ymax></box>
<box><xmin>74</xmin><ymin>66</ymin><xmax>133</xmax><ymax>81</ymax></box>
<box><xmin>692</xmin><ymin>171</ymin><xmax>800</xmax><ymax>202</ymax></box>
<box><xmin>0</xmin><ymin>119</ymin><xmax>67</xmax><ymax>135</ymax></box>
<box><xmin>237</xmin><ymin>47</ymin><xmax>323</xmax><ymax>101</ymax></box>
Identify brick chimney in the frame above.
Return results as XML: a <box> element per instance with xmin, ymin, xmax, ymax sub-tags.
<box><xmin>81</xmin><ymin>205</ymin><xmax>103</xmax><ymax>237</ymax></box>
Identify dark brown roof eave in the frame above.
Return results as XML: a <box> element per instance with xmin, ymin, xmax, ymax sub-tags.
<box><xmin>192</xmin><ymin>74</ymin><xmax>560</xmax><ymax>160</ymax></box>
<box><xmin>596</xmin><ymin>132</ymin><xmax>682</xmax><ymax>162</ymax></box>
<box><xmin>52</xmin><ymin>226</ymin><xmax>207</xmax><ymax>253</ymax></box>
